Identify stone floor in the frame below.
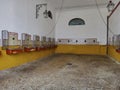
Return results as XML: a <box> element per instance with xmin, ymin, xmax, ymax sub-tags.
<box><xmin>0</xmin><ymin>54</ymin><xmax>120</xmax><ymax>90</ymax></box>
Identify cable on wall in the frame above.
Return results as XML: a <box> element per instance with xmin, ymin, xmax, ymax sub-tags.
<box><xmin>45</xmin><ymin>0</ymin><xmax>64</xmax><ymax>36</ymax></box>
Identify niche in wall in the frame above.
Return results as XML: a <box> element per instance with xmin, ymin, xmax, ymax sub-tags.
<box><xmin>69</xmin><ymin>18</ymin><xmax>85</xmax><ymax>26</ymax></box>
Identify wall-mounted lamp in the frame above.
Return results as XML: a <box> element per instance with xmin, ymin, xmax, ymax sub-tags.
<box><xmin>107</xmin><ymin>0</ymin><xmax>115</xmax><ymax>12</ymax></box>
<box><xmin>36</xmin><ymin>3</ymin><xmax>48</xmax><ymax>19</ymax></box>
<box><xmin>36</xmin><ymin>3</ymin><xmax>53</xmax><ymax>19</ymax></box>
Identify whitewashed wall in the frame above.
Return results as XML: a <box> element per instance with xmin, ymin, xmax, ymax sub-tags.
<box><xmin>0</xmin><ymin>0</ymin><xmax>55</xmax><ymax>44</ymax></box>
<box><xmin>114</xmin><ymin>0</ymin><xmax>120</xmax><ymax>5</ymax></box>
<box><xmin>109</xmin><ymin>1</ymin><xmax>120</xmax><ymax>34</ymax></box>
<box><xmin>109</xmin><ymin>1</ymin><xmax>120</xmax><ymax>44</ymax></box>
<box><xmin>55</xmin><ymin>6</ymin><xmax>108</xmax><ymax>45</ymax></box>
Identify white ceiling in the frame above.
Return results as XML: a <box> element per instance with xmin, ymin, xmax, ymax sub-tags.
<box><xmin>48</xmin><ymin>0</ymin><xmax>108</xmax><ymax>9</ymax></box>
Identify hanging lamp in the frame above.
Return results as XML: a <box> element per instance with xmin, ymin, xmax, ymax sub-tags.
<box><xmin>107</xmin><ymin>0</ymin><xmax>115</xmax><ymax>12</ymax></box>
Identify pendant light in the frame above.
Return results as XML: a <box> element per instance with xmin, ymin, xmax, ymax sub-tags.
<box><xmin>107</xmin><ymin>0</ymin><xmax>115</xmax><ymax>12</ymax></box>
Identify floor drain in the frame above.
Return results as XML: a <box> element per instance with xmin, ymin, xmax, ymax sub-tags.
<box><xmin>66</xmin><ymin>63</ymin><xmax>73</xmax><ymax>66</ymax></box>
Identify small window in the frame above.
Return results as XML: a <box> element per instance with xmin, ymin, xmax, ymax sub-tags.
<box><xmin>69</xmin><ymin>18</ymin><xmax>85</xmax><ymax>26</ymax></box>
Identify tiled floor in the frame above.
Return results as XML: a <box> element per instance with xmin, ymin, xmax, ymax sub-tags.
<box><xmin>0</xmin><ymin>54</ymin><xmax>120</xmax><ymax>90</ymax></box>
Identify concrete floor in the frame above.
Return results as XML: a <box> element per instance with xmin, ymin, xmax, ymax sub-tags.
<box><xmin>0</xmin><ymin>54</ymin><xmax>120</xmax><ymax>90</ymax></box>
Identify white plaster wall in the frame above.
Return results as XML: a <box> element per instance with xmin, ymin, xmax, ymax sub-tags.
<box><xmin>0</xmin><ymin>0</ymin><xmax>55</xmax><ymax>42</ymax></box>
<box><xmin>0</xmin><ymin>0</ymin><xmax>15</xmax><ymax>32</ymax></box>
<box><xmin>55</xmin><ymin>7</ymin><xmax>108</xmax><ymax>45</ymax></box>
<box><xmin>114</xmin><ymin>0</ymin><xmax>120</xmax><ymax>5</ymax></box>
<box><xmin>109</xmin><ymin>1</ymin><xmax>120</xmax><ymax>44</ymax></box>
<box><xmin>109</xmin><ymin>1</ymin><xmax>120</xmax><ymax>35</ymax></box>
